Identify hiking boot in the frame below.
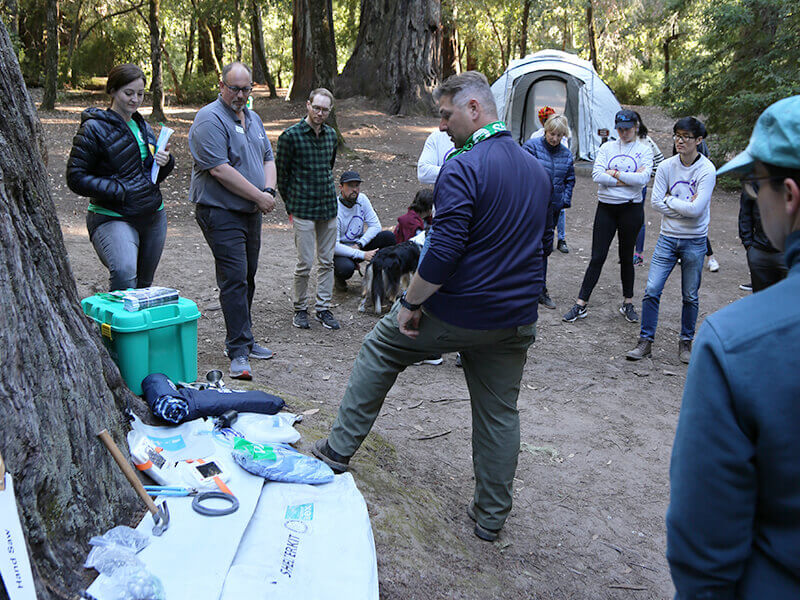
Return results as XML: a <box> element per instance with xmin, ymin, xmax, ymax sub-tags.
<box><xmin>619</xmin><ymin>302</ymin><xmax>639</xmax><ymax>323</ymax></box>
<box><xmin>626</xmin><ymin>339</ymin><xmax>652</xmax><ymax>361</ymax></box>
<box><xmin>293</xmin><ymin>310</ymin><xmax>310</xmax><ymax>329</ymax></box>
<box><xmin>250</xmin><ymin>343</ymin><xmax>274</xmax><ymax>360</ymax></box>
<box><xmin>562</xmin><ymin>303</ymin><xmax>587</xmax><ymax>322</ymax></box>
<box><xmin>455</xmin><ymin>352</ymin><xmax>463</xmax><ymax>368</ymax></box>
<box><xmin>633</xmin><ymin>253</ymin><xmax>644</xmax><ymax>266</ymax></box>
<box><xmin>557</xmin><ymin>239</ymin><xmax>569</xmax><ymax>254</ymax></box>
<box><xmin>229</xmin><ymin>356</ymin><xmax>252</xmax><ymax>380</ymax></box>
<box><xmin>538</xmin><ymin>290</ymin><xmax>556</xmax><ymax>309</ymax></box>
<box><xmin>311</xmin><ymin>438</ymin><xmax>350</xmax><ymax>474</ymax></box>
<box><xmin>708</xmin><ymin>256</ymin><xmax>720</xmax><ymax>272</ymax></box>
<box><xmin>334</xmin><ymin>276</ymin><xmax>348</xmax><ymax>291</ymax></box>
<box><xmin>679</xmin><ymin>339</ymin><xmax>692</xmax><ymax>364</ymax></box>
<box><xmin>316</xmin><ymin>309</ymin><xmax>340</xmax><ymax>330</ymax></box>
<box><xmin>467</xmin><ymin>500</ymin><xmax>501</xmax><ymax>542</ymax></box>
<box><xmin>414</xmin><ymin>355</ymin><xmax>443</xmax><ymax>366</ymax></box>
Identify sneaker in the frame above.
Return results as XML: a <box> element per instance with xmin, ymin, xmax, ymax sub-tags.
<box><xmin>229</xmin><ymin>356</ymin><xmax>252</xmax><ymax>380</ymax></box>
<box><xmin>708</xmin><ymin>256</ymin><xmax>719</xmax><ymax>272</ymax></box>
<box><xmin>626</xmin><ymin>338</ymin><xmax>652</xmax><ymax>361</ymax></box>
<box><xmin>619</xmin><ymin>302</ymin><xmax>639</xmax><ymax>323</ymax></box>
<box><xmin>414</xmin><ymin>355</ymin><xmax>443</xmax><ymax>365</ymax></box>
<box><xmin>455</xmin><ymin>352</ymin><xmax>463</xmax><ymax>368</ymax></box>
<box><xmin>250</xmin><ymin>343</ymin><xmax>274</xmax><ymax>360</ymax></box>
<box><xmin>562</xmin><ymin>303</ymin><xmax>587</xmax><ymax>322</ymax></box>
<box><xmin>538</xmin><ymin>290</ymin><xmax>556</xmax><ymax>309</ymax></box>
<box><xmin>293</xmin><ymin>310</ymin><xmax>310</xmax><ymax>329</ymax></box>
<box><xmin>334</xmin><ymin>276</ymin><xmax>348</xmax><ymax>291</ymax></box>
<box><xmin>315</xmin><ymin>309</ymin><xmax>340</xmax><ymax>330</ymax></box>
<box><xmin>467</xmin><ymin>501</ymin><xmax>501</xmax><ymax>542</ymax></box>
<box><xmin>739</xmin><ymin>282</ymin><xmax>753</xmax><ymax>292</ymax></box>
<box><xmin>557</xmin><ymin>239</ymin><xmax>569</xmax><ymax>254</ymax></box>
<box><xmin>633</xmin><ymin>253</ymin><xmax>644</xmax><ymax>266</ymax></box>
<box><xmin>311</xmin><ymin>438</ymin><xmax>350</xmax><ymax>473</ymax></box>
<box><xmin>679</xmin><ymin>339</ymin><xmax>692</xmax><ymax>364</ymax></box>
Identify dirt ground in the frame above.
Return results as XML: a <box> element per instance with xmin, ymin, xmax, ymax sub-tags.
<box><xmin>40</xmin><ymin>88</ymin><xmax>751</xmax><ymax>599</ymax></box>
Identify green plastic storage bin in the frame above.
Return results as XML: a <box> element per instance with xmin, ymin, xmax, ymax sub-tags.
<box><xmin>81</xmin><ymin>294</ymin><xmax>201</xmax><ymax>395</ymax></box>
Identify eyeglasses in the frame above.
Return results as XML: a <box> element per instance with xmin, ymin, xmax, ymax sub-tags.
<box><xmin>224</xmin><ymin>83</ymin><xmax>253</xmax><ymax>95</ymax></box>
<box><xmin>741</xmin><ymin>174</ymin><xmax>785</xmax><ymax>198</ymax></box>
<box><xmin>310</xmin><ymin>105</ymin><xmax>331</xmax><ymax>114</ymax></box>
<box><xmin>673</xmin><ymin>134</ymin><xmax>696</xmax><ymax>143</ymax></box>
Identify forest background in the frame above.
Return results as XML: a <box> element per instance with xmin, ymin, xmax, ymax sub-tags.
<box><xmin>3</xmin><ymin>0</ymin><xmax>799</xmax><ymax>163</ymax></box>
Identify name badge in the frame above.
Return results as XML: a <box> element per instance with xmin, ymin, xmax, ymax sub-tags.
<box><xmin>235</xmin><ymin>125</ymin><xmax>245</xmax><ymax>134</ymax></box>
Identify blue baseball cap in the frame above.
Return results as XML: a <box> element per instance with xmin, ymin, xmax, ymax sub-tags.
<box><xmin>718</xmin><ymin>95</ymin><xmax>800</xmax><ymax>175</ymax></box>
<box><xmin>614</xmin><ymin>109</ymin><xmax>638</xmax><ymax>129</ymax></box>
<box><xmin>339</xmin><ymin>170</ymin><xmax>362</xmax><ymax>184</ymax></box>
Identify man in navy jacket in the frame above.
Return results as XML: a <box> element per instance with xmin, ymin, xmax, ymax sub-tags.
<box><xmin>313</xmin><ymin>71</ymin><xmax>551</xmax><ymax>542</ymax></box>
<box><xmin>666</xmin><ymin>95</ymin><xmax>800</xmax><ymax>598</ymax></box>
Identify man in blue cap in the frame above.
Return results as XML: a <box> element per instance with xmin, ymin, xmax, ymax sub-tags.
<box><xmin>666</xmin><ymin>95</ymin><xmax>800</xmax><ymax>598</ymax></box>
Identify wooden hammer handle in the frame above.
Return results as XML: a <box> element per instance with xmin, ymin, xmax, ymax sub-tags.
<box><xmin>97</xmin><ymin>429</ymin><xmax>159</xmax><ymax>515</ymax></box>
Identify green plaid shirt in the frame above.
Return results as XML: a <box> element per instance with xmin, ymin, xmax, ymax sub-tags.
<box><xmin>276</xmin><ymin>119</ymin><xmax>337</xmax><ymax>220</ymax></box>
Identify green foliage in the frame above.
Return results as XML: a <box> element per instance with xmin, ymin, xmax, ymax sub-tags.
<box><xmin>604</xmin><ymin>68</ymin><xmax>662</xmax><ymax>104</ymax></box>
<box><xmin>181</xmin><ymin>71</ymin><xmax>219</xmax><ymax>104</ymax></box>
<box><xmin>71</xmin><ymin>20</ymin><xmax>149</xmax><ymax>78</ymax></box>
<box><xmin>666</xmin><ymin>0</ymin><xmax>800</xmax><ymax>148</ymax></box>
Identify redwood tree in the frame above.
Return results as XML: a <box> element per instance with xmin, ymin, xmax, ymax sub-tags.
<box><xmin>0</xmin><ymin>18</ymin><xmax>140</xmax><ymax>599</ymax></box>
<box><xmin>149</xmin><ymin>0</ymin><xmax>166</xmax><ymax>122</ymax></box>
<box><xmin>289</xmin><ymin>0</ymin><xmax>337</xmax><ymax>101</ymax></box>
<box><xmin>336</xmin><ymin>0</ymin><xmax>440</xmax><ymax>114</ymax></box>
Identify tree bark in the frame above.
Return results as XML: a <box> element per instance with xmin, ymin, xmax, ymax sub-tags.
<box><xmin>233</xmin><ymin>0</ymin><xmax>242</xmax><ymax>62</ymax></box>
<box><xmin>198</xmin><ymin>16</ymin><xmax>221</xmax><ymax>75</ymax></box>
<box><xmin>586</xmin><ymin>0</ymin><xmax>599</xmax><ymax>73</ymax></box>
<box><xmin>183</xmin><ymin>8</ymin><xmax>196</xmax><ymax>84</ymax></box>
<box><xmin>440</xmin><ymin>0</ymin><xmax>459</xmax><ymax>79</ymax></box>
<box><xmin>250</xmin><ymin>0</ymin><xmax>276</xmax><ymax>97</ymax></box>
<box><xmin>289</xmin><ymin>0</ymin><xmax>337</xmax><ymax>101</ymax></box>
<box><xmin>336</xmin><ymin>0</ymin><xmax>440</xmax><ymax>115</ymax></box>
<box><xmin>662</xmin><ymin>23</ymin><xmax>680</xmax><ymax>99</ymax></box>
<box><xmin>519</xmin><ymin>0</ymin><xmax>531</xmax><ymax>58</ymax></box>
<box><xmin>0</xmin><ymin>19</ymin><xmax>142</xmax><ymax>599</ymax></box>
<box><xmin>149</xmin><ymin>0</ymin><xmax>166</xmax><ymax>122</ymax></box>
<box><xmin>63</xmin><ymin>0</ymin><xmax>84</xmax><ymax>87</ymax></box>
<box><xmin>4</xmin><ymin>0</ymin><xmax>19</xmax><ymax>40</ymax></box>
<box><xmin>40</xmin><ymin>0</ymin><xmax>58</xmax><ymax>110</ymax></box>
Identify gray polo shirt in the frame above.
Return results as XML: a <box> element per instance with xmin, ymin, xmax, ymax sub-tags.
<box><xmin>189</xmin><ymin>95</ymin><xmax>274</xmax><ymax>213</ymax></box>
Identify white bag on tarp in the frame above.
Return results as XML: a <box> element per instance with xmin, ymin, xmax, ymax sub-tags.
<box><xmin>232</xmin><ymin>413</ymin><xmax>302</xmax><ymax>445</ymax></box>
<box><xmin>220</xmin><ymin>473</ymin><xmax>379</xmax><ymax>599</ymax></box>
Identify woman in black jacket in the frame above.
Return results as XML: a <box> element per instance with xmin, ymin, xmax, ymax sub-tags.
<box><xmin>67</xmin><ymin>64</ymin><xmax>174</xmax><ymax>290</ymax></box>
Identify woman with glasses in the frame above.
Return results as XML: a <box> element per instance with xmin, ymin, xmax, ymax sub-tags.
<box><xmin>626</xmin><ymin>117</ymin><xmax>716</xmax><ymax>364</ymax></box>
<box><xmin>563</xmin><ymin>109</ymin><xmax>653</xmax><ymax>324</ymax></box>
<box><xmin>67</xmin><ymin>63</ymin><xmax>174</xmax><ymax>291</ymax></box>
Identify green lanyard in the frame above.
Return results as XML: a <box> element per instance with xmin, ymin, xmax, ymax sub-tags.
<box><xmin>445</xmin><ymin>121</ymin><xmax>507</xmax><ymax>161</ymax></box>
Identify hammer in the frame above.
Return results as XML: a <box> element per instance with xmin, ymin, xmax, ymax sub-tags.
<box><xmin>97</xmin><ymin>429</ymin><xmax>170</xmax><ymax>536</ymax></box>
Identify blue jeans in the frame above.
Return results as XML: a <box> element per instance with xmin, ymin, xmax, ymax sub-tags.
<box><xmin>557</xmin><ymin>209</ymin><xmax>566</xmax><ymax>241</ymax></box>
<box><xmin>640</xmin><ymin>235</ymin><xmax>706</xmax><ymax>342</ymax></box>
<box><xmin>87</xmin><ymin>210</ymin><xmax>167</xmax><ymax>291</ymax></box>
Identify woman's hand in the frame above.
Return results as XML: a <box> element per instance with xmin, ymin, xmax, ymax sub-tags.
<box><xmin>154</xmin><ymin>142</ymin><xmax>171</xmax><ymax>167</ymax></box>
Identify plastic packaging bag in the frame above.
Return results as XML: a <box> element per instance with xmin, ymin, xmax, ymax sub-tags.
<box><xmin>231</xmin><ymin>438</ymin><xmax>334</xmax><ymax>484</ymax></box>
<box><xmin>232</xmin><ymin>412</ymin><xmax>302</xmax><ymax>445</ymax></box>
<box><xmin>90</xmin><ymin>566</ymin><xmax>165</xmax><ymax>600</ymax></box>
<box><xmin>88</xmin><ymin>526</ymin><xmax>150</xmax><ymax>554</ymax></box>
<box><xmin>84</xmin><ymin>545</ymin><xmax>145</xmax><ymax>575</ymax></box>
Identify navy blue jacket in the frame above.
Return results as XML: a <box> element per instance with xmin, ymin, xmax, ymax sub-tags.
<box><xmin>666</xmin><ymin>230</ymin><xmax>800</xmax><ymax>599</ymax></box>
<box><xmin>522</xmin><ymin>136</ymin><xmax>575</xmax><ymax>210</ymax></box>
<box><xmin>67</xmin><ymin>108</ymin><xmax>174</xmax><ymax>217</ymax></box>
<box><xmin>418</xmin><ymin>131</ymin><xmax>550</xmax><ymax>329</ymax></box>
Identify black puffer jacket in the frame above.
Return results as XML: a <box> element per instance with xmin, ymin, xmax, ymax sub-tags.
<box><xmin>66</xmin><ymin>108</ymin><xmax>175</xmax><ymax>217</ymax></box>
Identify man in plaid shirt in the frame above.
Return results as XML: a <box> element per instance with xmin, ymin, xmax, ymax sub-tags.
<box><xmin>277</xmin><ymin>88</ymin><xmax>340</xmax><ymax>330</ymax></box>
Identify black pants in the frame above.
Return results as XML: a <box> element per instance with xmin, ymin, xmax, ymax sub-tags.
<box><xmin>334</xmin><ymin>230</ymin><xmax>396</xmax><ymax>280</ymax></box>
<box><xmin>195</xmin><ymin>205</ymin><xmax>262</xmax><ymax>359</ymax></box>
<box><xmin>541</xmin><ymin>202</ymin><xmax>561</xmax><ymax>294</ymax></box>
<box><xmin>747</xmin><ymin>246</ymin><xmax>787</xmax><ymax>292</ymax></box>
<box><xmin>578</xmin><ymin>201</ymin><xmax>644</xmax><ymax>302</ymax></box>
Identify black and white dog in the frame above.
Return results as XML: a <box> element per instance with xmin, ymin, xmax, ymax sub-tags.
<box><xmin>359</xmin><ymin>240</ymin><xmax>422</xmax><ymax>314</ymax></box>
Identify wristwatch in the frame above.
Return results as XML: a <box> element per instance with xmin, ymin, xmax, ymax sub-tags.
<box><xmin>398</xmin><ymin>291</ymin><xmax>421</xmax><ymax>311</ymax></box>
<box><xmin>264</xmin><ymin>187</ymin><xmax>277</xmax><ymax>197</ymax></box>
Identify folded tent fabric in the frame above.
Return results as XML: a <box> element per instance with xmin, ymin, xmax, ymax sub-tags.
<box><xmin>141</xmin><ymin>373</ymin><xmax>285</xmax><ymax>423</ymax></box>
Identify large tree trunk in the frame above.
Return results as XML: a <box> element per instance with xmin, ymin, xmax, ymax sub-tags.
<box><xmin>233</xmin><ymin>0</ymin><xmax>242</xmax><ymax>62</ymax></box>
<box><xmin>519</xmin><ymin>0</ymin><xmax>531</xmax><ymax>58</ymax></box>
<box><xmin>662</xmin><ymin>23</ymin><xmax>680</xmax><ymax>100</ymax></box>
<box><xmin>63</xmin><ymin>0</ymin><xmax>84</xmax><ymax>87</ymax></box>
<box><xmin>250</xmin><ymin>0</ymin><xmax>276</xmax><ymax>97</ymax></box>
<box><xmin>149</xmin><ymin>0</ymin><xmax>166</xmax><ymax>122</ymax></box>
<box><xmin>586</xmin><ymin>0</ymin><xmax>599</xmax><ymax>73</ymax></box>
<box><xmin>289</xmin><ymin>0</ymin><xmax>337</xmax><ymax>101</ymax></box>
<box><xmin>440</xmin><ymin>0</ymin><xmax>459</xmax><ymax>80</ymax></box>
<box><xmin>40</xmin><ymin>0</ymin><xmax>58</xmax><ymax>109</ymax></box>
<box><xmin>336</xmin><ymin>0</ymin><xmax>440</xmax><ymax>115</ymax></box>
<box><xmin>198</xmin><ymin>16</ymin><xmax>221</xmax><ymax>75</ymax></box>
<box><xmin>183</xmin><ymin>9</ymin><xmax>196</xmax><ymax>84</ymax></box>
<box><xmin>4</xmin><ymin>0</ymin><xmax>18</xmax><ymax>40</ymax></box>
<box><xmin>0</xmin><ymin>18</ymin><xmax>141</xmax><ymax>599</ymax></box>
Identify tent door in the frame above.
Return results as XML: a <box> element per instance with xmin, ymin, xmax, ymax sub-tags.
<box><xmin>521</xmin><ymin>77</ymin><xmax>567</xmax><ymax>141</ymax></box>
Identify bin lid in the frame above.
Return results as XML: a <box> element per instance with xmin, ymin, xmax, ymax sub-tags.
<box><xmin>81</xmin><ymin>294</ymin><xmax>201</xmax><ymax>332</ymax></box>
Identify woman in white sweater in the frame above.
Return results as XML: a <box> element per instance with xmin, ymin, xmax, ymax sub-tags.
<box><xmin>563</xmin><ymin>109</ymin><xmax>653</xmax><ymax>324</ymax></box>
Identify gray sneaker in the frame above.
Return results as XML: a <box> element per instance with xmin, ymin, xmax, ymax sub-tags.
<box><xmin>229</xmin><ymin>356</ymin><xmax>252</xmax><ymax>380</ymax></box>
<box><xmin>619</xmin><ymin>302</ymin><xmax>639</xmax><ymax>323</ymax></box>
<box><xmin>315</xmin><ymin>310</ymin><xmax>340</xmax><ymax>330</ymax></box>
<box><xmin>293</xmin><ymin>310</ymin><xmax>310</xmax><ymax>329</ymax></box>
<box><xmin>679</xmin><ymin>339</ymin><xmax>692</xmax><ymax>364</ymax></box>
<box><xmin>562</xmin><ymin>303</ymin><xmax>587</xmax><ymax>322</ymax></box>
<box><xmin>626</xmin><ymin>339</ymin><xmax>652</xmax><ymax>361</ymax></box>
<box><xmin>250</xmin><ymin>343</ymin><xmax>273</xmax><ymax>360</ymax></box>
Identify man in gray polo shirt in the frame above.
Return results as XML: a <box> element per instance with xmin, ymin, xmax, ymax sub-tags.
<box><xmin>189</xmin><ymin>61</ymin><xmax>277</xmax><ymax>380</ymax></box>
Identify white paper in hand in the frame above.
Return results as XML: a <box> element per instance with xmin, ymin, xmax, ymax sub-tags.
<box><xmin>150</xmin><ymin>125</ymin><xmax>174</xmax><ymax>183</ymax></box>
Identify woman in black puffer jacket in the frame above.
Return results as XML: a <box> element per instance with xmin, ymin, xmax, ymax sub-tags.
<box><xmin>67</xmin><ymin>63</ymin><xmax>175</xmax><ymax>290</ymax></box>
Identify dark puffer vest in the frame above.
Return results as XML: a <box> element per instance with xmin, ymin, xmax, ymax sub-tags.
<box><xmin>522</xmin><ymin>135</ymin><xmax>576</xmax><ymax>211</ymax></box>
<box><xmin>66</xmin><ymin>108</ymin><xmax>174</xmax><ymax>217</ymax></box>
